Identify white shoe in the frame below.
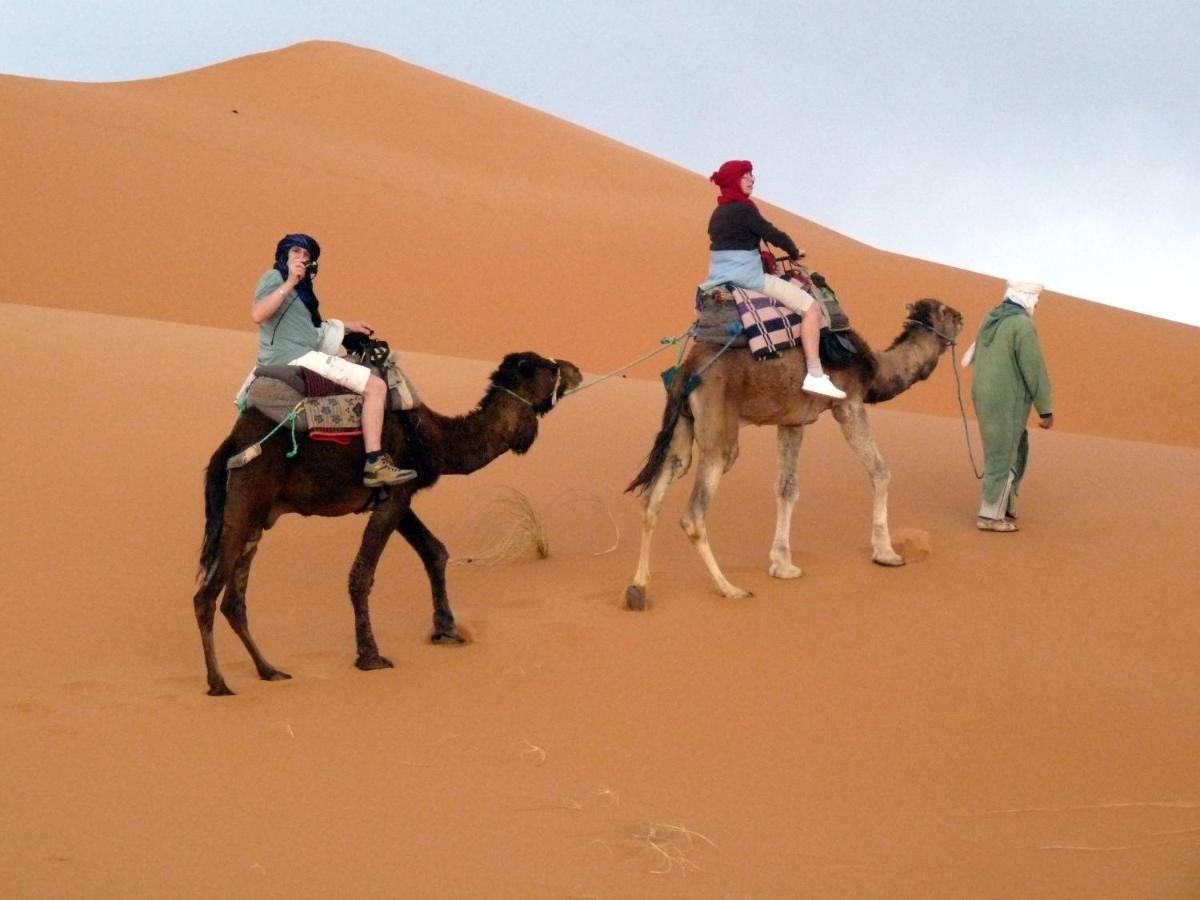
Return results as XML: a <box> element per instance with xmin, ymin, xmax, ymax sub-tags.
<box><xmin>802</xmin><ymin>372</ymin><xmax>846</xmax><ymax>400</ymax></box>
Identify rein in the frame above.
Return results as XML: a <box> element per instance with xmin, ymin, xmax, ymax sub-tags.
<box><xmin>561</xmin><ymin>327</ymin><xmax>694</xmax><ymax>398</ymax></box>
<box><xmin>905</xmin><ymin>317</ymin><xmax>984</xmax><ymax>479</ymax></box>
<box><xmin>495</xmin><ymin>359</ymin><xmax>562</xmax><ymax>410</ymax></box>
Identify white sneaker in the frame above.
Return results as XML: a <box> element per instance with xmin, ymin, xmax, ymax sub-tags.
<box><xmin>802</xmin><ymin>373</ymin><xmax>846</xmax><ymax>400</ymax></box>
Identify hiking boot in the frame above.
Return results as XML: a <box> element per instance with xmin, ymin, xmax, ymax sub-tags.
<box><xmin>802</xmin><ymin>372</ymin><xmax>847</xmax><ymax>400</ymax></box>
<box><xmin>363</xmin><ymin>454</ymin><xmax>417</xmax><ymax>488</ymax></box>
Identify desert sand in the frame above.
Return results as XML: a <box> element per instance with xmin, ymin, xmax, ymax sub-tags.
<box><xmin>1</xmin><ymin>42</ymin><xmax>1198</xmax><ymax>898</ymax></box>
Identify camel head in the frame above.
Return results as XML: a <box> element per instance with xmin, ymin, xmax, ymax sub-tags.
<box><xmin>904</xmin><ymin>299</ymin><xmax>964</xmax><ymax>348</ymax></box>
<box><xmin>490</xmin><ymin>352</ymin><xmax>582</xmax><ymax>416</ymax></box>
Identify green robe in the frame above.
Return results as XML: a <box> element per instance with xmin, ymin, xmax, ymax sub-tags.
<box><xmin>970</xmin><ymin>302</ymin><xmax>1053</xmax><ymax>511</ymax></box>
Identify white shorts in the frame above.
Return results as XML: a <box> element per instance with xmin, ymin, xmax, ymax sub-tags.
<box><xmin>288</xmin><ymin>350</ymin><xmax>372</xmax><ymax>394</ymax></box>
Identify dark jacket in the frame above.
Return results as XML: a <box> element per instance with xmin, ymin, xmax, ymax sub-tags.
<box><xmin>707</xmin><ymin>202</ymin><xmax>800</xmax><ymax>258</ymax></box>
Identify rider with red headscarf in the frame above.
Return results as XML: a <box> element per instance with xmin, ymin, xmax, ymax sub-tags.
<box><xmin>701</xmin><ymin>161</ymin><xmax>845</xmax><ymax>399</ymax></box>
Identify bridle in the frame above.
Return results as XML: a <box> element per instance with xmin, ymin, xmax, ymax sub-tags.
<box><xmin>494</xmin><ymin>358</ymin><xmax>562</xmax><ymax>410</ymax></box>
<box><xmin>905</xmin><ymin>318</ymin><xmax>958</xmax><ymax>347</ymax></box>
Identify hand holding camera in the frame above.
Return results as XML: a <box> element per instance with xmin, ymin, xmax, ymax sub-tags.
<box><xmin>286</xmin><ymin>257</ymin><xmax>307</xmax><ymax>286</ymax></box>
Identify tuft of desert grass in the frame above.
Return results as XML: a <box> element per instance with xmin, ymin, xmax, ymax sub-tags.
<box><xmin>450</xmin><ymin>485</ymin><xmax>621</xmax><ymax>566</ymax></box>
<box><xmin>633</xmin><ymin>822</ymin><xmax>717</xmax><ymax>875</ymax></box>
<box><xmin>451</xmin><ymin>486</ymin><xmax>549</xmax><ymax>566</ymax></box>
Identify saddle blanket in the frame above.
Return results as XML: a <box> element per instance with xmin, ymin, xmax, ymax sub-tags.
<box><xmin>734</xmin><ymin>289</ymin><xmax>802</xmax><ymax>361</ymax></box>
<box><xmin>693</xmin><ymin>284</ymin><xmax>802</xmax><ymax>361</ymax></box>
<box><xmin>243</xmin><ymin>374</ymin><xmax>364</xmax><ymax>433</ymax></box>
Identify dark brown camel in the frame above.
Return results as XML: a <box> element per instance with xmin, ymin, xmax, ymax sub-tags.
<box><xmin>194</xmin><ymin>352</ymin><xmax>581</xmax><ymax>695</ymax></box>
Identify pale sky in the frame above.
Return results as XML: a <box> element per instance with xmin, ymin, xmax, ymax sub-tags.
<box><xmin>4</xmin><ymin>0</ymin><xmax>1197</xmax><ymax>325</ymax></box>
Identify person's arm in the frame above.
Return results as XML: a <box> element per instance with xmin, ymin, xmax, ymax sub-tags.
<box><xmin>744</xmin><ymin>205</ymin><xmax>802</xmax><ymax>258</ymax></box>
<box><xmin>251</xmin><ymin>259</ymin><xmax>305</xmax><ymax>324</ymax></box>
<box><xmin>1014</xmin><ymin>319</ymin><xmax>1053</xmax><ymax>418</ymax></box>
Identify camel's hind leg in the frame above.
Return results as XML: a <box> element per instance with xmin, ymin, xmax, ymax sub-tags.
<box><xmin>626</xmin><ymin>416</ymin><xmax>693</xmax><ymax>611</ymax></box>
<box><xmin>768</xmin><ymin>424</ymin><xmax>806</xmax><ymax>579</ymax></box>
<box><xmin>681</xmin><ymin>410</ymin><xmax>748</xmax><ymax>599</ymax></box>
<box><xmin>832</xmin><ymin>402</ymin><xmax>904</xmax><ymax>566</ymax></box>
<box><xmin>219</xmin><ymin>528</ymin><xmax>291</xmax><ymax>683</ymax></box>
<box><xmin>193</xmin><ymin>512</ymin><xmax>261</xmax><ymax>696</ymax></box>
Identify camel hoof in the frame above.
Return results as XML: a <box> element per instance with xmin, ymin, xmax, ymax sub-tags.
<box><xmin>207</xmin><ymin>682</ymin><xmax>235</xmax><ymax>697</ymax></box>
<box><xmin>430</xmin><ymin>630</ymin><xmax>467</xmax><ymax>645</ymax></box>
<box><xmin>768</xmin><ymin>562</ymin><xmax>803</xmax><ymax>579</ymax></box>
<box><xmin>872</xmin><ymin>552</ymin><xmax>905</xmax><ymax>567</ymax></box>
<box><xmin>722</xmin><ymin>587</ymin><xmax>753</xmax><ymax>599</ymax></box>
<box><xmin>356</xmin><ymin>654</ymin><xmax>394</xmax><ymax>670</ymax></box>
<box><xmin>261</xmin><ymin>669</ymin><xmax>292</xmax><ymax>682</ymax></box>
<box><xmin>625</xmin><ymin>585</ymin><xmax>647</xmax><ymax>611</ymax></box>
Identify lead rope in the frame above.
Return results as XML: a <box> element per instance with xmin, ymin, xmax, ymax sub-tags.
<box><xmin>561</xmin><ymin>325</ymin><xmax>696</xmax><ymax>398</ymax></box>
<box><xmin>905</xmin><ymin>318</ymin><xmax>984</xmax><ymax>479</ymax></box>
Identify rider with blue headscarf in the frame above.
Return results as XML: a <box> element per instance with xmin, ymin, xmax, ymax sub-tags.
<box><xmin>251</xmin><ymin>233</ymin><xmax>414</xmax><ymax>487</ymax></box>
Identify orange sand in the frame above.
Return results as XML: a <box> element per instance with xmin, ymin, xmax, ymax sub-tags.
<box><xmin>1</xmin><ymin>42</ymin><xmax>1198</xmax><ymax>898</ymax></box>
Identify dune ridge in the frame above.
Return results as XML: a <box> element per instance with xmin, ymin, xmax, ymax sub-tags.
<box><xmin>1</xmin><ymin>40</ymin><xmax>1196</xmax><ymax>447</ymax></box>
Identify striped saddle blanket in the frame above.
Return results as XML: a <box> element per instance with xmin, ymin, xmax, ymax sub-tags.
<box><xmin>732</xmin><ymin>288</ymin><xmax>803</xmax><ymax>361</ymax></box>
<box><xmin>693</xmin><ymin>284</ymin><xmax>801</xmax><ymax>360</ymax></box>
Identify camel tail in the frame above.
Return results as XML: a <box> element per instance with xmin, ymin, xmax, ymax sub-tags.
<box><xmin>197</xmin><ymin>434</ymin><xmax>238</xmax><ymax>584</ymax></box>
<box><xmin>625</xmin><ymin>376</ymin><xmax>691</xmax><ymax>495</ymax></box>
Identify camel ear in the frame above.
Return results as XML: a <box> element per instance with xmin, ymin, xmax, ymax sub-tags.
<box><xmin>905</xmin><ymin>302</ymin><xmax>915</xmax><ymax>314</ymax></box>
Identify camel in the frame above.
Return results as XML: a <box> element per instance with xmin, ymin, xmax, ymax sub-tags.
<box><xmin>194</xmin><ymin>351</ymin><xmax>581</xmax><ymax>695</ymax></box>
<box><xmin>624</xmin><ymin>299</ymin><xmax>963</xmax><ymax>609</ymax></box>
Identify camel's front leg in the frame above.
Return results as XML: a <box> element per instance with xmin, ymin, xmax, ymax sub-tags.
<box><xmin>833</xmin><ymin>402</ymin><xmax>903</xmax><ymax>566</ymax></box>
<box><xmin>626</xmin><ymin>416</ymin><xmax>693</xmax><ymax>611</ymax></box>
<box><xmin>682</xmin><ymin>448</ymin><xmax>751</xmax><ymax>599</ymax></box>
<box><xmin>768</xmin><ymin>425</ymin><xmax>805</xmax><ymax>579</ymax></box>
<box><xmin>396</xmin><ymin>508</ymin><xmax>466</xmax><ymax>644</ymax></box>
<box><xmin>349</xmin><ymin>504</ymin><xmax>403</xmax><ymax>670</ymax></box>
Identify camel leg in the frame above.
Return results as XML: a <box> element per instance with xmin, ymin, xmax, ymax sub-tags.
<box><xmin>626</xmin><ymin>416</ymin><xmax>693</xmax><ymax>611</ymax></box>
<box><xmin>395</xmin><ymin>508</ymin><xmax>466</xmax><ymax>644</ymax></box>
<box><xmin>219</xmin><ymin>529</ymin><xmax>291</xmax><ymax>683</ymax></box>
<box><xmin>768</xmin><ymin>425</ymin><xmax>806</xmax><ymax>579</ymax></box>
<box><xmin>832</xmin><ymin>402</ymin><xmax>904</xmax><ymax>566</ymax></box>
<box><xmin>348</xmin><ymin>504</ymin><xmax>403</xmax><ymax>670</ymax></box>
<box><xmin>681</xmin><ymin>425</ymin><xmax>750</xmax><ymax>598</ymax></box>
<box><xmin>193</xmin><ymin>515</ymin><xmax>258</xmax><ymax>696</ymax></box>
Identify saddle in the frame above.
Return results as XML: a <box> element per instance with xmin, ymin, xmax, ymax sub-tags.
<box><xmin>239</xmin><ymin>334</ymin><xmax>420</xmax><ymax>437</ymax></box>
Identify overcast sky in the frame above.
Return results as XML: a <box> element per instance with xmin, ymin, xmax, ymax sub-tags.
<box><xmin>4</xmin><ymin>1</ymin><xmax>1196</xmax><ymax>325</ymax></box>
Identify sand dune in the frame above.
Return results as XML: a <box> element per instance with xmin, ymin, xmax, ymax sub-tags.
<box><xmin>2</xmin><ymin>40</ymin><xmax>1196</xmax><ymax>446</ymax></box>
<box><xmin>2</xmin><ymin>41</ymin><xmax>1198</xmax><ymax>899</ymax></box>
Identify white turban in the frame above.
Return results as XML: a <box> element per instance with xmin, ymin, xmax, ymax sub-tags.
<box><xmin>1005</xmin><ymin>280</ymin><xmax>1043</xmax><ymax>313</ymax></box>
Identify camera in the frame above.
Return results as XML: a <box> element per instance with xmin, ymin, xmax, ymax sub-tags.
<box><xmin>304</xmin><ymin>260</ymin><xmax>319</xmax><ymax>278</ymax></box>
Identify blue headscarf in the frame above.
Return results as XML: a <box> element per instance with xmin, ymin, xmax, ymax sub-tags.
<box><xmin>273</xmin><ymin>233</ymin><xmax>322</xmax><ymax>327</ymax></box>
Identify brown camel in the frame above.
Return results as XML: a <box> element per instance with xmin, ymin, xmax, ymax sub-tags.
<box><xmin>194</xmin><ymin>351</ymin><xmax>581</xmax><ymax>695</ymax></box>
<box><xmin>624</xmin><ymin>299</ymin><xmax>963</xmax><ymax>608</ymax></box>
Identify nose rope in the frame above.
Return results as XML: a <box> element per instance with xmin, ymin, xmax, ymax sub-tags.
<box><xmin>906</xmin><ymin>318</ymin><xmax>984</xmax><ymax>479</ymax></box>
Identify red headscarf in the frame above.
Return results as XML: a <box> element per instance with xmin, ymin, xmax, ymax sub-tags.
<box><xmin>710</xmin><ymin>159</ymin><xmax>756</xmax><ymax>207</ymax></box>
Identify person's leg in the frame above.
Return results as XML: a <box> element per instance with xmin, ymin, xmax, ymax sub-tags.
<box><xmin>288</xmin><ymin>352</ymin><xmax>415</xmax><ymax>486</ymax></box>
<box><xmin>360</xmin><ymin>375</ymin><xmax>386</xmax><ymax>453</ymax></box>
<box><xmin>759</xmin><ymin>275</ymin><xmax>846</xmax><ymax>399</ymax></box>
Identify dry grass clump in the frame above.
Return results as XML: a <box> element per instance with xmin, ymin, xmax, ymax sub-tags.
<box><xmin>450</xmin><ymin>486</ymin><xmax>620</xmax><ymax>566</ymax></box>
<box><xmin>633</xmin><ymin>822</ymin><xmax>717</xmax><ymax>875</ymax></box>
<box><xmin>452</xmin><ymin>486</ymin><xmax>549</xmax><ymax>566</ymax></box>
